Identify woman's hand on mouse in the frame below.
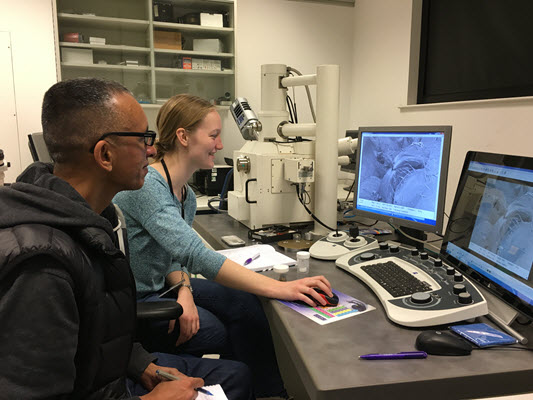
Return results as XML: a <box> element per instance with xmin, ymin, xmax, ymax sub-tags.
<box><xmin>274</xmin><ymin>276</ymin><xmax>333</xmax><ymax>307</ymax></box>
<box><xmin>215</xmin><ymin>259</ymin><xmax>332</xmax><ymax>306</ymax></box>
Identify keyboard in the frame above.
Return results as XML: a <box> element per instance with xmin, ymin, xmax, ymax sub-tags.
<box><xmin>361</xmin><ymin>261</ymin><xmax>432</xmax><ymax>297</ymax></box>
<box><xmin>335</xmin><ymin>244</ymin><xmax>488</xmax><ymax>327</ymax></box>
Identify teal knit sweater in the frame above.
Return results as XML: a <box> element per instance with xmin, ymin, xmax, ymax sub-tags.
<box><xmin>113</xmin><ymin>166</ymin><xmax>226</xmax><ymax>298</ymax></box>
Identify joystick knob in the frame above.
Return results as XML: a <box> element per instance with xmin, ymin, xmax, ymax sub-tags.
<box><xmin>453</xmin><ymin>284</ymin><xmax>466</xmax><ymax>294</ymax></box>
<box><xmin>458</xmin><ymin>292</ymin><xmax>472</xmax><ymax>304</ymax></box>
<box><xmin>411</xmin><ymin>249</ymin><xmax>419</xmax><ymax>256</ymax></box>
<box><xmin>420</xmin><ymin>252</ymin><xmax>429</xmax><ymax>260</ymax></box>
<box><xmin>360</xmin><ymin>252</ymin><xmax>376</xmax><ymax>262</ymax></box>
<box><xmin>446</xmin><ymin>267</ymin><xmax>455</xmax><ymax>276</ymax></box>
<box><xmin>454</xmin><ymin>272</ymin><xmax>464</xmax><ymax>282</ymax></box>
<box><xmin>389</xmin><ymin>245</ymin><xmax>399</xmax><ymax>253</ymax></box>
<box><xmin>379</xmin><ymin>242</ymin><xmax>389</xmax><ymax>250</ymax></box>
<box><xmin>411</xmin><ymin>292</ymin><xmax>432</xmax><ymax>304</ymax></box>
<box><xmin>434</xmin><ymin>258</ymin><xmax>443</xmax><ymax>267</ymax></box>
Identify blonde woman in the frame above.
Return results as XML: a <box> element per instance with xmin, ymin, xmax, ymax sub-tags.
<box><xmin>114</xmin><ymin>94</ymin><xmax>331</xmax><ymax>399</ymax></box>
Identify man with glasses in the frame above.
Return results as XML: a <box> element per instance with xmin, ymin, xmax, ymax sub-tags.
<box><xmin>0</xmin><ymin>78</ymin><xmax>252</xmax><ymax>400</ymax></box>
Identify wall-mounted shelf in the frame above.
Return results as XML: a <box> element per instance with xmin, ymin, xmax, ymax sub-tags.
<box><xmin>55</xmin><ymin>0</ymin><xmax>235</xmax><ymax>105</ymax></box>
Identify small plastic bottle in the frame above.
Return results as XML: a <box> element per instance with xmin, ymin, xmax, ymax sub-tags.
<box><xmin>273</xmin><ymin>264</ymin><xmax>289</xmax><ymax>281</ymax></box>
<box><xmin>296</xmin><ymin>251</ymin><xmax>310</xmax><ymax>276</ymax></box>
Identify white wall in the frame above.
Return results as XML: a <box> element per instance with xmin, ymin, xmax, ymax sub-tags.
<box><xmin>350</xmin><ymin>0</ymin><xmax>533</xmax><ymax>216</ymax></box>
<box><xmin>215</xmin><ymin>0</ymin><xmax>355</xmax><ymax>163</ymax></box>
<box><xmin>0</xmin><ymin>0</ymin><xmax>57</xmax><ymax>182</ymax></box>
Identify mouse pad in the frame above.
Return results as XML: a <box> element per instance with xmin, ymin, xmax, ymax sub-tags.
<box><xmin>278</xmin><ymin>289</ymin><xmax>375</xmax><ymax>325</ymax></box>
<box><xmin>450</xmin><ymin>323</ymin><xmax>518</xmax><ymax>347</ymax></box>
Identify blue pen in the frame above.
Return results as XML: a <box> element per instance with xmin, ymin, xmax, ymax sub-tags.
<box><xmin>244</xmin><ymin>252</ymin><xmax>261</xmax><ymax>266</ymax></box>
<box><xmin>359</xmin><ymin>351</ymin><xmax>427</xmax><ymax>360</ymax></box>
<box><xmin>156</xmin><ymin>370</ymin><xmax>213</xmax><ymax>396</ymax></box>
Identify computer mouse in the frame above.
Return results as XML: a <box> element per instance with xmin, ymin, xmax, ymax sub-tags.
<box><xmin>415</xmin><ymin>330</ymin><xmax>473</xmax><ymax>356</ymax></box>
<box><xmin>348</xmin><ymin>299</ymin><xmax>367</xmax><ymax>312</ymax></box>
<box><xmin>305</xmin><ymin>288</ymin><xmax>339</xmax><ymax>307</ymax></box>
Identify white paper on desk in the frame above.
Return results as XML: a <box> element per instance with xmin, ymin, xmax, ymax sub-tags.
<box><xmin>216</xmin><ymin>244</ymin><xmax>296</xmax><ymax>272</ymax></box>
<box><xmin>197</xmin><ymin>384</ymin><xmax>227</xmax><ymax>400</ymax></box>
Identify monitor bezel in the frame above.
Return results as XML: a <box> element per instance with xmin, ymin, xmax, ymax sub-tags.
<box><xmin>440</xmin><ymin>151</ymin><xmax>533</xmax><ymax>320</ymax></box>
<box><xmin>353</xmin><ymin>125</ymin><xmax>452</xmax><ymax>234</ymax></box>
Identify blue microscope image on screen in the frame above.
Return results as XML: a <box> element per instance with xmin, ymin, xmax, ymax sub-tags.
<box><xmin>358</xmin><ymin>135</ymin><xmax>443</xmax><ymax>213</ymax></box>
<box><xmin>469</xmin><ymin>179</ymin><xmax>533</xmax><ymax>279</ymax></box>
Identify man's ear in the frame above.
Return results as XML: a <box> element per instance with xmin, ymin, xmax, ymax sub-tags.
<box><xmin>175</xmin><ymin>128</ymin><xmax>189</xmax><ymax>147</ymax></box>
<box><xmin>92</xmin><ymin>140</ymin><xmax>114</xmax><ymax>172</ymax></box>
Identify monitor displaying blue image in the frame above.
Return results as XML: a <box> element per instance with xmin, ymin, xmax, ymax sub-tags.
<box><xmin>442</xmin><ymin>153</ymin><xmax>533</xmax><ymax>316</ymax></box>
<box><xmin>353</xmin><ymin>126</ymin><xmax>452</xmax><ymax>235</ymax></box>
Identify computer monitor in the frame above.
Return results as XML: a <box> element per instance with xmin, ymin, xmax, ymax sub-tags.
<box><xmin>441</xmin><ymin>151</ymin><xmax>533</xmax><ymax>321</ymax></box>
<box><xmin>353</xmin><ymin>126</ymin><xmax>452</xmax><ymax>246</ymax></box>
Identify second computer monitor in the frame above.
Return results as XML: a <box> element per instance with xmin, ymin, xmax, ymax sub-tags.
<box><xmin>353</xmin><ymin>126</ymin><xmax>452</xmax><ymax>237</ymax></box>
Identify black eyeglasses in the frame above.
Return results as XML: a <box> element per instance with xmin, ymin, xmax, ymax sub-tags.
<box><xmin>90</xmin><ymin>130</ymin><xmax>157</xmax><ymax>152</ymax></box>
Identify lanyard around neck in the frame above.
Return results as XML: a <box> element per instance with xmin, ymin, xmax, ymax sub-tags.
<box><xmin>160</xmin><ymin>158</ymin><xmax>187</xmax><ymax>219</ymax></box>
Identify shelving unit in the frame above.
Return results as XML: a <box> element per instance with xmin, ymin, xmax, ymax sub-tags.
<box><xmin>54</xmin><ymin>0</ymin><xmax>235</xmax><ymax>108</ymax></box>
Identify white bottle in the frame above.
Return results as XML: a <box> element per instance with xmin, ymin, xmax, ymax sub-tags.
<box><xmin>296</xmin><ymin>251</ymin><xmax>310</xmax><ymax>275</ymax></box>
<box><xmin>273</xmin><ymin>264</ymin><xmax>289</xmax><ymax>281</ymax></box>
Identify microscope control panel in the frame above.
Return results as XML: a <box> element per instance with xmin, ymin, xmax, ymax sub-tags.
<box><xmin>336</xmin><ymin>243</ymin><xmax>488</xmax><ymax>327</ymax></box>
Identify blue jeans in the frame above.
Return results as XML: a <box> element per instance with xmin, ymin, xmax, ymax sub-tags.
<box><xmin>126</xmin><ymin>352</ymin><xmax>253</xmax><ymax>400</ymax></box>
<box><xmin>138</xmin><ymin>278</ymin><xmax>288</xmax><ymax>398</ymax></box>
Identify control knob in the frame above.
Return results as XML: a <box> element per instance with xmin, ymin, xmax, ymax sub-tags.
<box><xmin>389</xmin><ymin>245</ymin><xmax>400</xmax><ymax>253</ymax></box>
<box><xmin>458</xmin><ymin>292</ymin><xmax>472</xmax><ymax>304</ymax></box>
<box><xmin>446</xmin><ymin>267</ymin><xmax>455</xmax><ymax>275</ymax></box>
<box><xmin>360</xmin><ymin>252</ymin><xmax>376</xmax><ymax>262</ymax></box>
<box><xmin>379</xmin><ymin>242</ymin><xmax>389</xmax><ymax>250</ymax></box>
<box><xmin>411</xmin><ymin>292</ymin><xmax>432</xmax><ymax>304</ymax></box>
<box><xmin>411</xmin><ymin>249</ymin><xmax>419</xmax><ymax>256</ymax></box>
<box><xmin>434</xmin><ymin>258</ymin><xmax>443</xmax><ymax>267</ymax></box>
<box><xmin>454</xmin><ymin>272</ymin><xmax>464</xmax><ymax>282</ymax></box>
<box><xmin>453</xmin><ymin>284</ymin><xmax>466</xmax><ymax>294</ymax></box>
<box><xmin>420</xmin><ymin>252</ymin><xmax>429</xmax><ymax>260</ymax></box>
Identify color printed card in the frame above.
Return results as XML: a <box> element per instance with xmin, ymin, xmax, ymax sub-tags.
<box><xmin>278</xmin><ymin>289</ymin><xmax>374</xmax><ymax>325</ymax></box>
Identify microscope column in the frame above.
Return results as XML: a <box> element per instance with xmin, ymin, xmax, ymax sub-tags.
<box><xmin>314</xmin><ymin>65</ymin><xmax>340</xmax><ymax>235</ymax></box>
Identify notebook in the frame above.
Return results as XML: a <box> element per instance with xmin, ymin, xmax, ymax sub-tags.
<box><xmin>197</xmin><ymin>384</ymin><xmax>228</xmax><ymax>400</ymax></box>
<box><xmin>216</xmin><ymin>244</ymin><xmax>296</xmax><ymax>272</ymax></box>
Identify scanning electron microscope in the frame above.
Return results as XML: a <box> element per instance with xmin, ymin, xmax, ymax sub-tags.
<box><xmin>228</xmin><ymin>64</ymin><xmax>357</xmax><ymax>239</ymax></box>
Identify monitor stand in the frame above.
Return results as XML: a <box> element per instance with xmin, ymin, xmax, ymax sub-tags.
<box><xmin>379</xmin><ymin>226</ymin><xmax>427</xmax><ymax>251</ymax></box>
<box><xmin>477</xmin><ymin>286</ymin><xmax>530</xmax><ymax>344</ymax></box>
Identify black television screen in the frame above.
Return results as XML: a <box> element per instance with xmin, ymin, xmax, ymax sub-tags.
<box><xmin>353</xmin><ymin>126</ymin><xmax>452</xmax><ymax>235</ymax></box>
<box><xmin>441</xmin><ymin>151</ymin><xmax>533</xmax><ymax>319</ymax></box>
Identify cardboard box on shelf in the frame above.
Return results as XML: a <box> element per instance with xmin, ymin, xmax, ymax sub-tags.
<box><xmin>193</xmin><ymin>39</ymin><xmax>223</xmax><ymax>53</ymax></box>
<box><xmin>154</xmin><ymin>30</ymin><xmax>182</xmax><ymax>50</ymax></box>
<box><xmin>200</xmin><ymin>13</ymin><xmax>223</xmax><ymax>27</ymax></box>
<box><xmin>61</xmin><ymin>48</ymin><xmax>93</xmax><ymax>64</ymax></box>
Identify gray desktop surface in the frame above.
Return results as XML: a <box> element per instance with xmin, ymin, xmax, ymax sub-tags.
<box><xmin>193</xmin><ymin>213</ymin><xmax>533</xmax><ymax>400</ymax></box>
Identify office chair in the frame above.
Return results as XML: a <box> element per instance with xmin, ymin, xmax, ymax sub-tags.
<box><xmin>27</xmin><ymin>132</ymin><xmax>53</xmax><ymax>163</ymax></box>
<box><xmin>113</xmin><ymin>206</ymin><xmax>183</xmax><ymax>344</ymax></box>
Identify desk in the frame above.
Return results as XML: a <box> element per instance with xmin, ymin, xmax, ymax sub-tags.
<box><xmin>193</xmin><ymin>213</ymin><xmax>533</xmax><ymax>400</ymax></box>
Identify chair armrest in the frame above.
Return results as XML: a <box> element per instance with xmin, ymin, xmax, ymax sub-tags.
<box><xmin>137</xmin><ymin>301</ymin><xmax>183</xmax><ymax>320</ymax></box>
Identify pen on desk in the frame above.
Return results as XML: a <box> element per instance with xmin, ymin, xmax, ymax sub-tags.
<box><xmin>244</xmin><ymin>252</ymin><xmax>261</xmax><ymax>266</ymax></box>
<box><xmin>156</xmin><ymin>369</ymin><xmax>213</xmax><ymax>396</ymax></box>
<box><xmin>359</xmin><ymin>351</ymin><xmax>427</xmax><ymax>360</ymax></box>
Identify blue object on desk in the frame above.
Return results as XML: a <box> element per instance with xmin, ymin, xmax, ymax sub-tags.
<box><xmin>244</xmin><ymin>252</ymin><xmax>261</xmax><ymax>266</ymax></box>
<box><xmin>359</xmin><ymin>351</ymin><xmax>427</xmax><ymax>360</ymax></box>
